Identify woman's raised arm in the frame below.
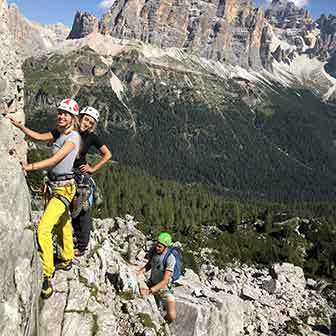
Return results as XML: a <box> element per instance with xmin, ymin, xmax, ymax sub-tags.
<box><xmin>7</xmin><ymin>115</ymin><xmax>53</xmax><ymax>142</ymax></box>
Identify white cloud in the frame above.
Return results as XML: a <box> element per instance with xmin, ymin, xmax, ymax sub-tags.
<box><xmin>99</xmin><ymin>0</ymin><xmax>116</xmax><ymax>10</ymax></box>
<box><xmin>265</xmin><ymin>0</ymin><xmax>309</xmax><ymax>7</ymax></box>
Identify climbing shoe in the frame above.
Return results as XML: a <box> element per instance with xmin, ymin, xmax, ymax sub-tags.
<box><xmin>41</xmin><ymin>277</ymin><xmax>53</xmax><ymax>299</ymax></box>
<box><xmin>55</xmin><ymin>260</ymin><xmax>72</xmax><ymax>271</ymax></box>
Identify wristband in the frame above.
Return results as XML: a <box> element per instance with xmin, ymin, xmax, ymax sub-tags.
<box><xmin>31</xmin><ymin>163</ymin><xmax>34</xmax><ymax>171</ymax></box>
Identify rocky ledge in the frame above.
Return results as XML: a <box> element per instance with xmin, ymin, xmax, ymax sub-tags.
<box><xmin>24</xmin><ymin>213</ymin><xmax>335</xmax><ymax>336</ymax></box>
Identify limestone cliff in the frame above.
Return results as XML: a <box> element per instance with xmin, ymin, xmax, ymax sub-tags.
<box><xmin>265</xmin><ymin>0</ymin><xmax>313</xmax><ymax>29</ymax></box>
<box><xmin>0</xmin><ymin>1</ymin><xmax>37</xmax><ymax>335</ymax></box>
<box><xmin>7</xmin><ymin>3</ymin><xmax>69</xmax><ymax>59</ymax></box>
<box><xmin>67</xmin><ymin>11</ymin><xmax>99</xmax><ymax>39</ymax></box>
<box><xmin>75</xmin><ymin>0</ymin><xmax>267</xmax><ymax>70</ymax></box>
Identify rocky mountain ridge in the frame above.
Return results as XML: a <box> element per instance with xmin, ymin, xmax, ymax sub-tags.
<box><xmin>66</xmin><ymin>0</ymin><xmax>336</xmax><ymax>81</ymax></box>
<box><xmin>265</xmin><ymin>0</ymin><xmax>313</xmax><ymax>29</ymax></box>
<box><xmin>6</xmin><ymin>2</ymin><xmax>69</xmax><ymax>59</ymax></box>
<box><xmin>262</xmin><ymin>1</ymin><xmax>336</xmax><ymax>82</ymax></box>
<box><xmin>68</xmin><ymin>0</ymin><xmax>267</xmax><ymax>70</ymax></box>
<box><xmin>67</xmin><ymin>11</ymin><xmax>99</xmax><ymax>40</ymax></box>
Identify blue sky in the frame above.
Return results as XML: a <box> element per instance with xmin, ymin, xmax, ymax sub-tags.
<box><xmin>8</xmin><ymin>0</ymin><xmax>109</xmax><ymax>26</ymax></box>
<box><xmin>8</xmin><ymin>0</ymin><xmax>336</xmax><ymax>27</ymax></box>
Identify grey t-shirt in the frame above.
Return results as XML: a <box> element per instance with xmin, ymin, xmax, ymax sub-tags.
<box><xmin>150</xmin><ymin>250</ymin><xmax>176</xmax><ymax>286</ymax></box>
<box><xmin>49</xmin><ymin>129</ymin><xmax>80</xmax><ymax>177</ymax></box>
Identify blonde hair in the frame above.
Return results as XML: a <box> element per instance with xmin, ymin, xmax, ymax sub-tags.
<box><xmin>57</xmin><ymin>114</ymin><xmax>80</xmax><ymax>135</ymax></box>
<box><xmin>72</xmin><ymin>115</ymin><xmax>80</xmax><ymax>131</ymax></box>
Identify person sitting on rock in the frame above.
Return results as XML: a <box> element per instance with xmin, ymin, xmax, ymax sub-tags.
<box><xmin>8</xmin><ymin>98</ymin><xmax>81</xmax><ymax>299</ymax></box>
<box><xmin>137</xmin><ymin>232</ymin><xmax>177</xmax><ymax>323</ymax></box>
<box><xmin>72</xmin><ymin>106</ymin><xmax>111</xmax><ymax>257</ymax></box>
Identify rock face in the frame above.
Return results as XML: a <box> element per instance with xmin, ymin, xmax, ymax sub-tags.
<box><xmin>314</xmin><ymin>14</ymin><xmax>336</xmax><ymax>77</ymax></box>
<box><xmin>262</xmin><ymin>1</ymin><xmax>336</xmax><ymax>79</ymax></box>
<box><xmin>0</xmin><ymin>1</ymin><xmax>37</xmax><ymax>335</ymax></box>
<box><xmin>96</xmin><ymin>0</ymin><xmax>266</xmax><ymax>69</ymax></box>
<box><xmin>7</xmin><ymin>3</ymin><xmax>69</xmax><ymax>58</ymax></box>
<box><xmin>67</xmin><ymin>11</ymin><xmax>99</xmax><ymax>39</ymax></box>
<box><xmin>265</xmin><ymin>0</ymin><xmax>313</xmax><ymax>29</ymax></box>
<box><xmin>64</xmin><ymin>0</ymin><xmax>336</xmax><ymax>82</ymax></box>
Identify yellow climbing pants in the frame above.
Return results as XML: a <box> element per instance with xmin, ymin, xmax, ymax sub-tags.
<box><xmin>38</xmin><ymin>184</ymin><xmax>76</xmax><ymax>277</ymax></box>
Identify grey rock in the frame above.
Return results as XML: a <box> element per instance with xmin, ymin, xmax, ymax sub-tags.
<box><xmin>125</xmin><ymin>214</ymin><xmax>135</xmax><ymax>222</ymax></box>
<box><xmin>95</xmin><ymin>311</ymin><xmax>119</xmax><ymax>335</ymax></box>
<box><xmin>14</xmin><ymin>256</ymin><xmax>33</xmax><ymax>307</ymax></box>
<box><xmin>95</xmin><ymin>0</ymin><xmax>267</xmax><ymax>70</ymax></box>
<box><xmin>132</xmin><ymin>296</ymin><xmax>164</xmax><ymax>330</ymax></box>
<box><xmin>0</xmin><ymin>299</ymin><xmax>21</xmax><ymax>336</ymax></box>
<box><xmin>260</xmin><ymin>25</ymin><xmax>273</xmax><ymax>71</ymax></box>
<box><xmin>262</xmin><ymin>279</ymin><xmax>279</xmax><ymax>294</ymax></box>
<box><xmin>68</xmin><ymin>11</ymin><xmax>99</xmax><ymax>40</ymax></box>
<box><xmin>79</xmin><ymin>267</ymin><xmax>97</xmax><ymax>287</ymax></box>
<box><xmin>39</xmin><ymin>292</ymin><xmax>67</xmax><ymax>335</ymax></box>
<box><xmin>330</xmin><ymin>312</ymin><xmax>336</xmax><ymax>336</ymax></box>
<box><xmin>241</xmin><ymin>285</ymin><xmax>261</xmax><ymax>301</ymax></box>
<box><xmin>62</xmin><ymin>313</ymin><xmax>94</xmax><ymax>336</ymax></box>
<box><xmin>0</xmin><ymin>2</ymin><xmax>37</xmax><ymax>335</ymax></box>
<box><xmin>86</xmin><ymin>296</ymin><xmax>104</xmax><ymax>314</ymax></box>
<box><xmin>192</xmin><ymin>288</ymin><xmax>207</xmax><ymax>298</ymax></box>
<box><xmin>224</xmin><ymin>273</ymin><xmax>236</xmax><ymax>284</ymax></box>
<box><xmin>127</xmin><ymin>234</ymin><xmax>138</xmax><ymax>264</ymax></box>
<box><xmin>65</xmin><ymin>281</ymin><xmax>91</xmax><ymax>312</ymax></box>
<box><xmin>265</xmin><ymin>0</ymin><xmax>313</xmax><ymax>30</ymax></box>
<box><xmin>272</xmin><ymin>45</ymin><xmax>282</xmax><ymax>62</ymax></box>
<box><xmin>171</xmin><ymin>292</ymin><xmax>245</xmax><ymax>336</ymax></box>
<box><xmin>306</xmin><ymin>278</ymin><xmax>317</xmax><ymax>289</ymax></box>
<box><xmin>7</xmin><ymin>3</ymin><xmax>69</xmax><ymax>59</ymax></box>
<box><xmin>271</xmin><ymin>262</ymin><xmax>306</xmax><ymax>292</ymax></box>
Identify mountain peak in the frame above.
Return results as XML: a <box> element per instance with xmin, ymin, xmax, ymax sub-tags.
<box><xmin>265</xmin><ymin>0</ymin><xmax>312</xmax><ymax>29</ymax></box>
<box><xmin>67</xmin><ymin>10</ymin><xmax>99</xmax><ymax>40</ymax></box>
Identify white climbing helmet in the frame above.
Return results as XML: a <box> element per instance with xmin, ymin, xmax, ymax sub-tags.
<box><xmin>58</xmin><ymin>98</ymin><xmax>80</xmax><ymax>116</ymax></box>
<box><xmin>79</xmin><ymin>106</ymin><xmax>100</xmax><ymax>123</ymax></box>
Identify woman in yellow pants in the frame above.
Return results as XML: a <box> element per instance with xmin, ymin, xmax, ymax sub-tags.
<box><xmin>8</xmin><ymin>98</ymin><xmax>81</xmax><ymax>299</ymax></box>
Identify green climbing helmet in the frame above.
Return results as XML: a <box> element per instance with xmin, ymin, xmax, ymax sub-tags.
<box><xmin>157</xmin><ymin>232</ymin><xmax>173</xmax><ymax>247</ymax></box>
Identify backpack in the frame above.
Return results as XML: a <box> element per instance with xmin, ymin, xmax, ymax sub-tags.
<box><xmin>71</xmin><ymin>174</ymin><xmax>100</xmax><ymax>218</ymax></box>
<box><xmin>162</xmin><ymin>247</ymin><xmax>183</xmax><ymax>283</ymax></box>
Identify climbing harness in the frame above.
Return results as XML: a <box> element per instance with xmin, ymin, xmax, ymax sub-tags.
<box><xmin>44</xmin><ymin>173</ymin><xmax>76</xmax><ymax>216</ymax></box>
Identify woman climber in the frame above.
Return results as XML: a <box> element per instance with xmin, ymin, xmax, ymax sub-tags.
<box><xmin>8</xmin><ymin>98</ymin><xmax>81</xmax><ymax>299</ymax></box>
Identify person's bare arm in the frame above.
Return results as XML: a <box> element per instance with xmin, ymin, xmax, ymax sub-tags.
<box><xmin>80</xmin><ymin>145</ymin><xmax>112</xmax><ymax>174</ymax></box>
<box><xmin>148</xmin><ymin>270</ymin><xmax>172</xmax><ymax>294</ymax></box>
<box><xmin>23</xmin><ymin>141</ymin><xmax>75</xmax><ymax>171</ymax></box>
<box><xmin>140</xmin><ymin>270</ymin><xmax>172</xmax><ymax>297</ymax></box>
<box><xmin>7</xmin><ymin>115</ymin><xmax>53</xmax><ymax>142</ymax></box>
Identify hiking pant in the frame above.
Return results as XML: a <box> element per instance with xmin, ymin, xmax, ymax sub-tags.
<box><xmin>38</xmin><ymin>184</ymin><xmax>76</xmax><ymax>277</ymax></box>
<box><xmin>72</xmin><ymin>210</ymin><xmax>92</xmax><ymax>252</ymax></box>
